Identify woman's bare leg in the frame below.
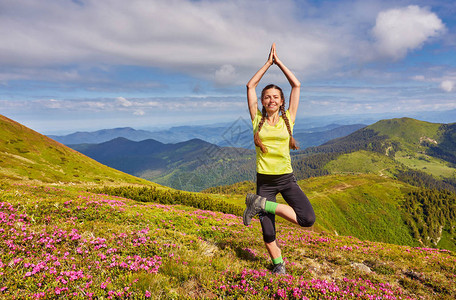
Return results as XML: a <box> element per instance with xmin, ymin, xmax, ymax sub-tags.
<box><xmin>265</xmin><ymin>240</ymin><xmax>281</xmax><ymax>259</ymax></box>
<box><xmin>275</xmin><ymin>203</ymin><xmax>299</xmax><ymax>225</ymax></box>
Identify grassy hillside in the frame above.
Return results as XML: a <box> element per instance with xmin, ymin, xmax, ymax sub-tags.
<box><xmin>368</xmin><ymin>117</ymin><xmax>441</xmax><ymax>146</ymax></box>
<box><xmin>0</xmin><ymin>114</ymin><xmax>150</xmax><ymax>186</ymax></box>
<box><xmin>301</xmin><ymin>174</ymin><xmax>417</xmax><ymax>246</ymax></box>
<box><xmin>362</xmin><ymin>118</ymin><xmax>456</xmax><ymax>180</ymax></box>
<box><xmin>368</xmin><ymin>118</ymin><xmax>456</xmax><ymax>180</ymax></box>
<box><xmin>203</xmin><ymin>174</ymin><xmax>456</xmax><ymax>252</ymax></box>
<box><xmin>1</xmin><ymin>182</ymin><xmax>455</xmax><ymax>299</ymax></box>
<box><xmin>323</xmin><ymin>150</ymin><xmax>404</xmax><ymax>177</ymax></box>
<box><xmin>298</xmin><ymin>118</ymin><xmax>456</xmax><ymax>188</ymax></box>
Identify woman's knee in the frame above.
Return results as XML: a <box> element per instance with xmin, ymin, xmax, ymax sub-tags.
<box><xmin>297</xmin><ymin>211</ymin><xmax>316</xmax><ymax>227</ymax></box>
<box><xmin>260</xmin><ymin>212</ymin><xmax>276</xmax><ymax>243</ymax></box>
<box><xmin>263</xmin><ymin>233</ymin><xmax>276</xmax><ymax>244</ymax></box>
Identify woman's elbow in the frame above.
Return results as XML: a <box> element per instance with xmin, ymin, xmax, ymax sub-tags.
<box><xmin>246</xmin><ymin>83</ymin><xmax>256</xmax><ymax>89</ymax></box>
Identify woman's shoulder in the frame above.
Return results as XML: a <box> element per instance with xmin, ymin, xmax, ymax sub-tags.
<box><xmin>252</xmin><ymin>108</ymin><xmax>262</xmax><ymax>126</ymax></box>
<box><xmin>253</xmin><ymin>108</ymin><xmax>262</xmax><ymax>120</ymax></box>
<box><xmin>284</xmin><ymin>109</ymin><xmax>294</xmax><ymax>125</ymax></box>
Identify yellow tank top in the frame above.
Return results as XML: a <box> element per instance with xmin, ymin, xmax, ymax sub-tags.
<box><xmin>252</xmin><ymin>109</ymin><xmax>294</xmax><ymax>175</ymax></box>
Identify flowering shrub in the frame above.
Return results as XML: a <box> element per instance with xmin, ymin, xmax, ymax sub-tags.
<box><xmin>91</xmin><ymin>185</ymin><xmax>243</xmax><ymax>216</ymax></box>
<box><xmin>0</xmin><ymin>194</ymin><xmax>163</xmax><ymax>298</ymax></box>
<box><xmin>215</xmin><ymin>269</ymin><xmax>412</xmax><ymax>299</ymax></box>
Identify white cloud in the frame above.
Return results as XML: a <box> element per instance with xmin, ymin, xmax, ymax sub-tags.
<box><xmin>0</xmin><ymin>0</ymin><xmax>358</xmax><ymax>82</ymax></box>
<box><xmin>215</xmin><ymin>64</ymin><xmax>236</xmax><ymax>86</ymax></box>
<box><xmin>409</xmin><ymin>71</ymin><xmax>456</xmax><ymax>93</ymax></box>
<box><xmin>5</xmin><ymin>0</ymin><xmax>447</xmax><ymax>88</ymax></box>
<box><xmin>86</xmin><ymin>101</ymin><xmax>107</xmax><ymax>109</ymax></box>
<box><xmin>45</xmin><ymin>99</ymin><xmax>62</xmax><ymax>109</ymax></box>
<box><xmin>0</xmin><ymin>1</ymin><xmax>449</xmax><ymax>87</ymax></box>
<box><xmin>1</xmin><ymin>96</ymin><xmax>246</xmax><ymax>114</ymax></box>
<box><xmin>412</xmin><ymin>75</ymin><xmax>426</xmax><ymax>81</ymax></box>
<box><xmin>116</xmin><ymin>97</ymin><xmax>132</xmax><ymax>107</ymax></box>
<box><xmin>372</xmin><ymin>5</ymin><xmax>445</xmax><ymax>59</ymax></box>
<box><xmin>440</xmin><ymin>80</ymin><xmax>454</xmax><ymax>92</ymax></box>
<box><xmin>145</xmin><ymin>101</ymin><xmax>160</xmax><ymax>107</ymax></box>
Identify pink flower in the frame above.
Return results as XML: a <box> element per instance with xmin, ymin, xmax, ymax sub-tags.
<box><xmin>145</xmin><ymin>291</ymin><xmax>152</xmax><ymax>298</ymax></box>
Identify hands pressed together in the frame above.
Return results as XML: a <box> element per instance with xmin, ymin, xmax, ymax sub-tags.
<box><xmin>267</xmin><ymin>43</ymin><xmax>282</xmax><ymax>66</ymax></box>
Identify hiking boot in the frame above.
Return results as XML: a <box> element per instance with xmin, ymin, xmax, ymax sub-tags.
<box><xmin>272</xmin><ymin>262</ymin><xmax>286</xmax><ymax>274</ymax></box>
<box><xmin>243</xmin><ymin>193</ymin><xmax>266</xmax><ymax>226</ymax></box>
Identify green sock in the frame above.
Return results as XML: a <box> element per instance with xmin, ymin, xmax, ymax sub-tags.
<box><xmin>264</xmin><ymin>201</ymin><xmax>278</xmax><ymax>214</ymax></box>
<box><xmin>272</xmin><ymin>256</ymin><xmax>284</xmax><ymax>265</ymax></box>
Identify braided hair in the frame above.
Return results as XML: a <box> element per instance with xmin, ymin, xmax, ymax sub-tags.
<box><xmin>254</xmin><ymin>84</ymin><xmax>299</xmax><ymax>153</ymax></box>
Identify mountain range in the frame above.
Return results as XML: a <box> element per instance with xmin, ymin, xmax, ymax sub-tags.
<box><xmin>50</xmin><ymin>122</ymin><xmax>366</xmax><ymax>150</ymax></box>
<box><xmin>70</xmin><ymin>137</ymin><xmax>255</xmax><ymax>192</ymax></box>
<box><xmin>66</xmin><ymin>117</ymin><xmax>456</xmax><ymax>195</ymax></box>
<box><xmin>63</xmin><ymin>122</ymin><xmax>365</xmax><ymax>192</ymax></box>
<box><xmin>49</xmin><ymin>124</ymin><xmax>230</xmax><ymax>145</ymax></box>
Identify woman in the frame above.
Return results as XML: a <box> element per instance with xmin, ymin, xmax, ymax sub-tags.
<box><xmin>243</xmin><ymin>43</ymin><xmax>316</xmax><ymax>274</ymax></box>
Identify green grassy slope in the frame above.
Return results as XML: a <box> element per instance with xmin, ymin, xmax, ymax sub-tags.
<box><xmin>204</xmin><ymin>175</ymin><xmax>418</xmax><ymax>246</ymax></box>
<box><xmin>203</xmin><ymin>174</ymin><xmax>456</xmax><ymax>251</ymax></box>
<box><xmin>302</xmin><ymin>174</ymin><xmax>416</xmax><ymax>246</ymax></box>
<box><xmin>1</xmin><ymin>182</ymin><xmax>454</xmax><ymax>299</ymax></box>
<box><xmin>366</xmin><ymin>118</ymin><xmax>456</xmax><ymax>179</ymax></box>
<box><xmin>368</xmin><ymin>117</ymin><xmax>441</xmax><ymax>146</ymax></box>
<box><xmin>324</xmin><ymin>150</ymin><xmax>404</xmax><ymax>177</ymax></box>
<box><xmin>0</xmin><ymin>114</ymin><xmax>150</xmax><ymax>186</ymax></box>
<box><xmin>299</xmin><ymin>118</ymin><xmax>456</xmax><ymax>186</ymax></box>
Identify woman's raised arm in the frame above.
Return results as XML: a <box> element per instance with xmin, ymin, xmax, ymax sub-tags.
<box><xmin>246</xmin><ymin>44</ymin><xmax>275</xmax><ymax>121</ymax></box>
<box><xmin>273</xmin><ymin>48</ymin><xmax>301</xmax><ymax>124</ymax></box>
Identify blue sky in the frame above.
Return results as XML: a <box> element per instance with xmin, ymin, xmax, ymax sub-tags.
<box><xmin>1</xmin><ymin>0</ymin><xmax>456</xmax><ymax>134</ymax></box>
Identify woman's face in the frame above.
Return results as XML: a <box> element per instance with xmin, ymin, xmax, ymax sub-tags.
<box><xmin>262</xmin><ymin>88</ymin><xmax>283</xmax><ymax>115</ymax></box>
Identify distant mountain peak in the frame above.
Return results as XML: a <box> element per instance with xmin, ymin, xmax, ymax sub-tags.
<box><xmin>368</xmin><ymin>117</ymin><xmax>441</xmax><ymax>145</ymax></box>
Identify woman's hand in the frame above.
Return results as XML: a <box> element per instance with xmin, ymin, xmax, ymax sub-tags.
<box><xmin>271</xmin><ymin>43</ymin><xmax>282</xmax><ymax>65</ymax></box>
<box><xmin>267</xmin><ymin>43</ymin><xmax>275</xmax><ymax>65</ymax></box>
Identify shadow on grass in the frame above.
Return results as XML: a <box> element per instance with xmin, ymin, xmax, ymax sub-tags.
<box><xmin>218</xmin><ymin>241</ymin><xmax>262</xmax><ymax>262</ymax></box>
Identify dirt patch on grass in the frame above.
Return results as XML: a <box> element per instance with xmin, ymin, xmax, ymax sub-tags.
<box><xmin>332</xmin><ymin>183</ymin><xmax>352</xmax><ymax>191</ymax></box>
